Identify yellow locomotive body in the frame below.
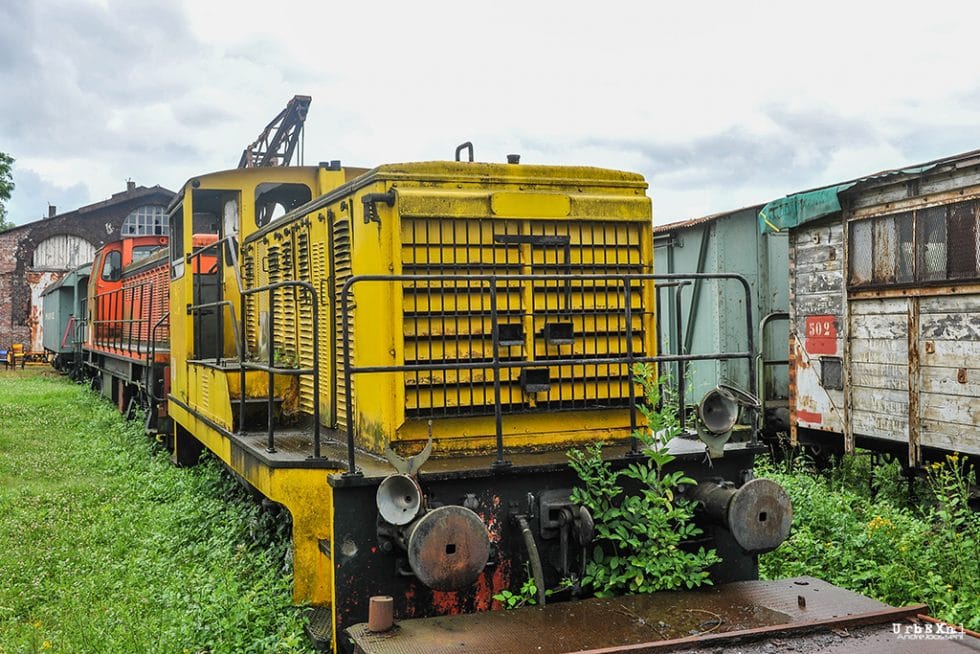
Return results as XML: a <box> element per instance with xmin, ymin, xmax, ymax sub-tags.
<box><xmin>165</xmin><ymin>160</ymin><xmax>784</xmax><ymax>651</ymax></box>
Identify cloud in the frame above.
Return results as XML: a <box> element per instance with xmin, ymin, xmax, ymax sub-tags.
<box><xmin>0</xmin><ymin>0</ymin><xmax>294</xmax><ymax>214</ymax></box>
<box><xmin>6</xmin><ymin>166</ymin><xmax>90</xmax><ymax>226</ymax></box>
<box><xmin>4</xmin><ymin>0</ymin><xmax>980</xmax><ymax>229</ymax></box>
<box><xmin>563</xmin><ymin>106</ymin><xmax>879</xmax><ymax>193</ymax></box>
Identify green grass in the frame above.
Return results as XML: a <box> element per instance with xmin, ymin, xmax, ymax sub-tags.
<box><xmin>0</xmin><ymin>370</ymin><xmax>314</xmax><ymax>654</ymax></box>
<box><xmin>759</xmin><ymin>453</ymin><xmax>980</xmax><ymax>631</ymax></box>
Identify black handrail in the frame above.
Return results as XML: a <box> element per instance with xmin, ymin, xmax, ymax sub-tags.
<box><xmin>339</xmin><ymin>272</ymin><xmax>756</xmax><ymax>475</ymax></box>
<box><xmin>184</xmin><ymin>236</ymin><xmax>322</xmax><ymax>458</ymax></box>
<box><xmin>757</xmin><ymin>311</ymin><xmax>790</xmax><ymax>432</ymax></box>
<box><xmin>148</xmin><ymin>311</ymin><xmax>170</xmax><ymax>404</ymax></box>
<box><xmin>240</xmin><ymin>280</ymin><xmax>321</xmax><ymax>458</ymax></box>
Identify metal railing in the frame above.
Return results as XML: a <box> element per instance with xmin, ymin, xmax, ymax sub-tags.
<box><xmin>757</xmin><ymin>311</ymin><xmax>790</xmax><ymax>432</ymax></box>
<box><xmin>147</xmin><ymin>311</ymin><xmax>170</xmax><ymax>404</ymax></box>
<box><xmin>238</xmin><ymin>280</ymin><xmax>321</xmax><ymax>457</ymax></box>
<box><xmin>185</xmin><ymin>235</ymin><xmax>323</xmax><ymax>458</ymax></box>
<box><xmin>340</xmin><ymin>272</ymin><xmax>756</xmax><ymax>475</ymax></box>
<box><xmin>91</xmin><ymin>282</ymin><xmax>165</xmax><ymax>356</ymax></box>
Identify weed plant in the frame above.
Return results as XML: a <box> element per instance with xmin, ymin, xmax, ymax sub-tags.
<box><xmin>0</xmin><ymin>371</ymin><xmax>313</xmax><ymax>653</ymax></box>
<box><xmin>568</xmin><ymin>364</ymin><xmax>720</xmax><ymax>597</ymax></box>
<box><xmin>758</xmin><ymin>451</ymin><xmax>980</xmax><ymax>631</ymax></box>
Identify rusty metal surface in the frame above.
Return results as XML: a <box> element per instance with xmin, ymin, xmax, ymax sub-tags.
<box><xmin>238</xmin><ymin>95</ymin><xmax>311</xmax><ymax>168</ymax></box>
<box><xmin>347</xmin><ymin>576</ymin><xmax>922</xmax><ymax>654</ymax></box>
<box><xmin>907</xmin><ymin>297</ymin><xmax>921</xmax><ymax>467</ymax></box>
<box><xmin>406</xmin><ymin>505</ymin><xmax>490</xmax><ymax>591</ymax></box>
<box><xmin>661</xmin><ymin>621</ymin><xmax>980</xmax><ymax>654</ymax></box>
<box><xmin>726</xmin><ymin>478</ymin><xmax>792</xmax><ymax>553</ymax></box>
<box><xmin>652</xmin><ymin>203</ymin><xmax>765</xmax><ymax>235</ymax></box>
<box><xmin>26</xmin><ymin>270</ymin><xmax>63</xmax><ymax>352</ymax></box>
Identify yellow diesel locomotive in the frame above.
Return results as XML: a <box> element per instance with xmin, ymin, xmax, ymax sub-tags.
<box><xmin>163</xmin><ymin>155</ymin><xmax>789</xmax><ymax>652</ymax></box>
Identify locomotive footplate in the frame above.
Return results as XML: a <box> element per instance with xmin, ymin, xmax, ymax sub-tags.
<box><xmin>347</xmin><ymin>576</ymin><xmax>977</xmax><ymax>653</ymax></box>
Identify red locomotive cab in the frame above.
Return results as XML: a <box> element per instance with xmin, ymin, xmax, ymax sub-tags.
<box><xmin>92</xmin><ymin>242</ymin><xmax>123</xmax><ymax>342</ymax></box>
<box><xmin>89</xmin><ymin>236</ymin><xmax>169</xmax><ymax>347</ymax></box>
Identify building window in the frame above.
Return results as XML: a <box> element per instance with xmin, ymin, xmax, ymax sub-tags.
<box><xmin>848</xmin><ymin>199</ymin><xmax>980</xmax><ymax>287</ymax></box>
<box><xmin>122</xmin><ymin>205</ymin><xmax>169</xmax><ymax>236</ymax></box>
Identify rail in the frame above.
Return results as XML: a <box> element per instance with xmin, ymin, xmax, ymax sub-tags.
<box><xmin>71</xmin><ymin>301</ymin><xmax>87</xmax><ymax>372</ymax></box>
<box><xmin>183</xmin><ymin>236</ymin><xmax>246</xmax><ymax>367</ymax></box>
<box><xmin>340</xmin><ymin>272</ymin><xmax>756</xmax><ymax>475</ymax></box>
<box><xmin>186</xmin><ymin>234</ymin><xmax>245</xmax><ymax>294</ymax></box>
<box><xmin>184</xmin><ymin>238</ymin><xmax>325</xmax><ymax>458</ymax></box>
<box><xmin>185</xmin><ymin>300</ymin><xmax>243</xmax><ymax>362</ymax></box>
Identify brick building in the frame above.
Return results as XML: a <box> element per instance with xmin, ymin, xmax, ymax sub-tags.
<box><xmin>0</xmin><ymin>181</ymin><xmax>174</xmax><ymax>352</ymax></box>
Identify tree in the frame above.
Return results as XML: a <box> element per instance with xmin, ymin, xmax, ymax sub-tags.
<box><xmin>0</xmin><ymin>151</ymin><xmax>15</xmax><ymax>231</ymax></box>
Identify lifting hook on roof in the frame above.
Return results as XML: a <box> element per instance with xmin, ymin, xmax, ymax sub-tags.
<box><xmin>455</xmin><ymin>141</ymin><xmax>474</xmax><ymax>162</ymax></box>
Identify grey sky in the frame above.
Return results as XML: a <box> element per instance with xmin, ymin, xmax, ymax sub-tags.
<box><xmin>3</xmin><ymin>0</ymin><xmax>980</xmax><ymax>226</ymax></box>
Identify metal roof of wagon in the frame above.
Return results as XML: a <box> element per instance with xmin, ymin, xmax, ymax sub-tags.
<box><xmin>758</xmin><ymin>147</ymin><xmax>980</xmax><ymax>234</ymax></box>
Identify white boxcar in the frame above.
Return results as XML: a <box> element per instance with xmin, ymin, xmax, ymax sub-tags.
<box><xmin>766</xmin><ymin>149</ymin><xmax>980</xmax><ymax>467</ymax></box>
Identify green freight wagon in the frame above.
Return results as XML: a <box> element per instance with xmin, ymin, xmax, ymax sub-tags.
<box><xmin>40</xmin><ymin>262</ymin><xmax>90</xmax><ymax>371</ymax></box>
<box><xmin>654</xmin><ymin>205</ymin><xmax>789</xmax><ymax>434</ymax></box>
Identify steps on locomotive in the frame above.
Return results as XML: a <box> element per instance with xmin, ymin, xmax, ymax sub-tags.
<box><xmin>232</xmin><ymin>396</ymin><xmax>286</xmax><ymax>432</ymax></box>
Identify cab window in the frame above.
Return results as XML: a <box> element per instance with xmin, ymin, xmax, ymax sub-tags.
<box><xmin>255</xmin><ymin>182</ymin><xmax>312</xmax><ymax>227</ymax></box>
<box><xmin>169</xmin><ymin>202</ymin><xmax>184</xmax><ymax>279</ymax></box>
<box><xmin>132</xmin><ymin>245</ymin><xmax>162</xmax><ymax>262</ymax></box>
<box><xmin>101</xmin><ymin>250</ymin><xmax>121</xmax><ymax>281</ymax></box>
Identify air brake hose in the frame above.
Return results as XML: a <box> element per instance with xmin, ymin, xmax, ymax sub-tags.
<box><xmin>515</xmin><ymin>515</ymin><xmax>546</xmax><ymax>607</ymax></box>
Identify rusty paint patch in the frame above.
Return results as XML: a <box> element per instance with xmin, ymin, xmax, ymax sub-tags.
<box><xmin>26</xmin><ymin>270</ymin><xmax>64</xmax><ymax>352</ymax></box>
<box><xmin>406</xmin><ymin>506</ymin><xmax>490</xmax><ymax>592</ymax></box>
<box><xmin>907</xmin><ymin>299</ymin><xmax>921</xmax><ymax>468</ymax></box>
<box><xmin>851</xmin><ymin>282</ymin><xmax>980</xmax><ymax>299</ymax></box>
<box><xmin>795</xmin><ymin>342</ymin><xmax>810</xmax><ymax>370</ymax></box>
<box><xmin>789</xmin><ymin>337</ymin><xmax>798</xmax><ymax>444</ymax></box>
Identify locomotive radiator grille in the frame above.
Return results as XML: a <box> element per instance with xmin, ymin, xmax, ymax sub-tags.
<box><xmin>334</xmin><ymin>213</ymin><xmax>355</xmax><ymax>430</ymax></box>
<box><xmin>271</xmin><ymin>244</ymin><xmax>298</xmax><ymax>365</ymax></box>
<box><xmin>242</xmin><ymin>240</ymin><xmax>272</xmax><ymax>360</ymax></box>
<box><xmin>400</xmin><ymin>217</ymin><xmax>649</xmax><ymax>418</ymax></box>
<box><xmin>242</xmin><ymin>249</ymin><xmax>257</xmax><ymax>352</ymax></box>
<box><xmin>295</xmin><ymin>229</ymin><xmax>316</xmax><ymax>411</ymax></box>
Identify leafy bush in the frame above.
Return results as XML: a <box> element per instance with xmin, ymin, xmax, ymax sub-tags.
<box><xmin>568</xmin><ymin>364</ymin><xmax>720</xmax><ymax>597</ymax></box>
<box><xmin>759</xmin><ymin>453</ymin><xmax>980</xmax><ymax>631</ymax></box>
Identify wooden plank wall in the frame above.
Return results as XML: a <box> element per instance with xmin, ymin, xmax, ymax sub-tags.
<box><xmin>841</xmin><ymin>158</ymin><xmax>980</xmax><ymax>461</ymax></box>
<box><xmin>847</xmin><ymin>298</ymin><xmax>909</xmax><ymax>444</ymax></box>
<box><xmin>789</xmin><ymin>220</ymin><xmax>846</xmax><ymax>440</ymax></box>
<box><xmin>918</xmin><ymin>294</ymin><xmax>980</xmax><ymax>454</ymax></box>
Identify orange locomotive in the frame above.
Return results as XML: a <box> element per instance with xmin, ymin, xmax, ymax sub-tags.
<box><xmin>80</xmin><ymin>234</ymin><xmax>215</xmax><ymax>432</ymax></box>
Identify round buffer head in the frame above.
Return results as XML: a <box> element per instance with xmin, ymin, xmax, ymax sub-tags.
<box><xmin>727</xmin><ymin>478</ymin><xmax>793</xmax><ymax>554</ymax></box>
<box><xmin>406</xmin><ymin>505</ymin><xmax>490</xmax><ymax>591</ymax></box>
